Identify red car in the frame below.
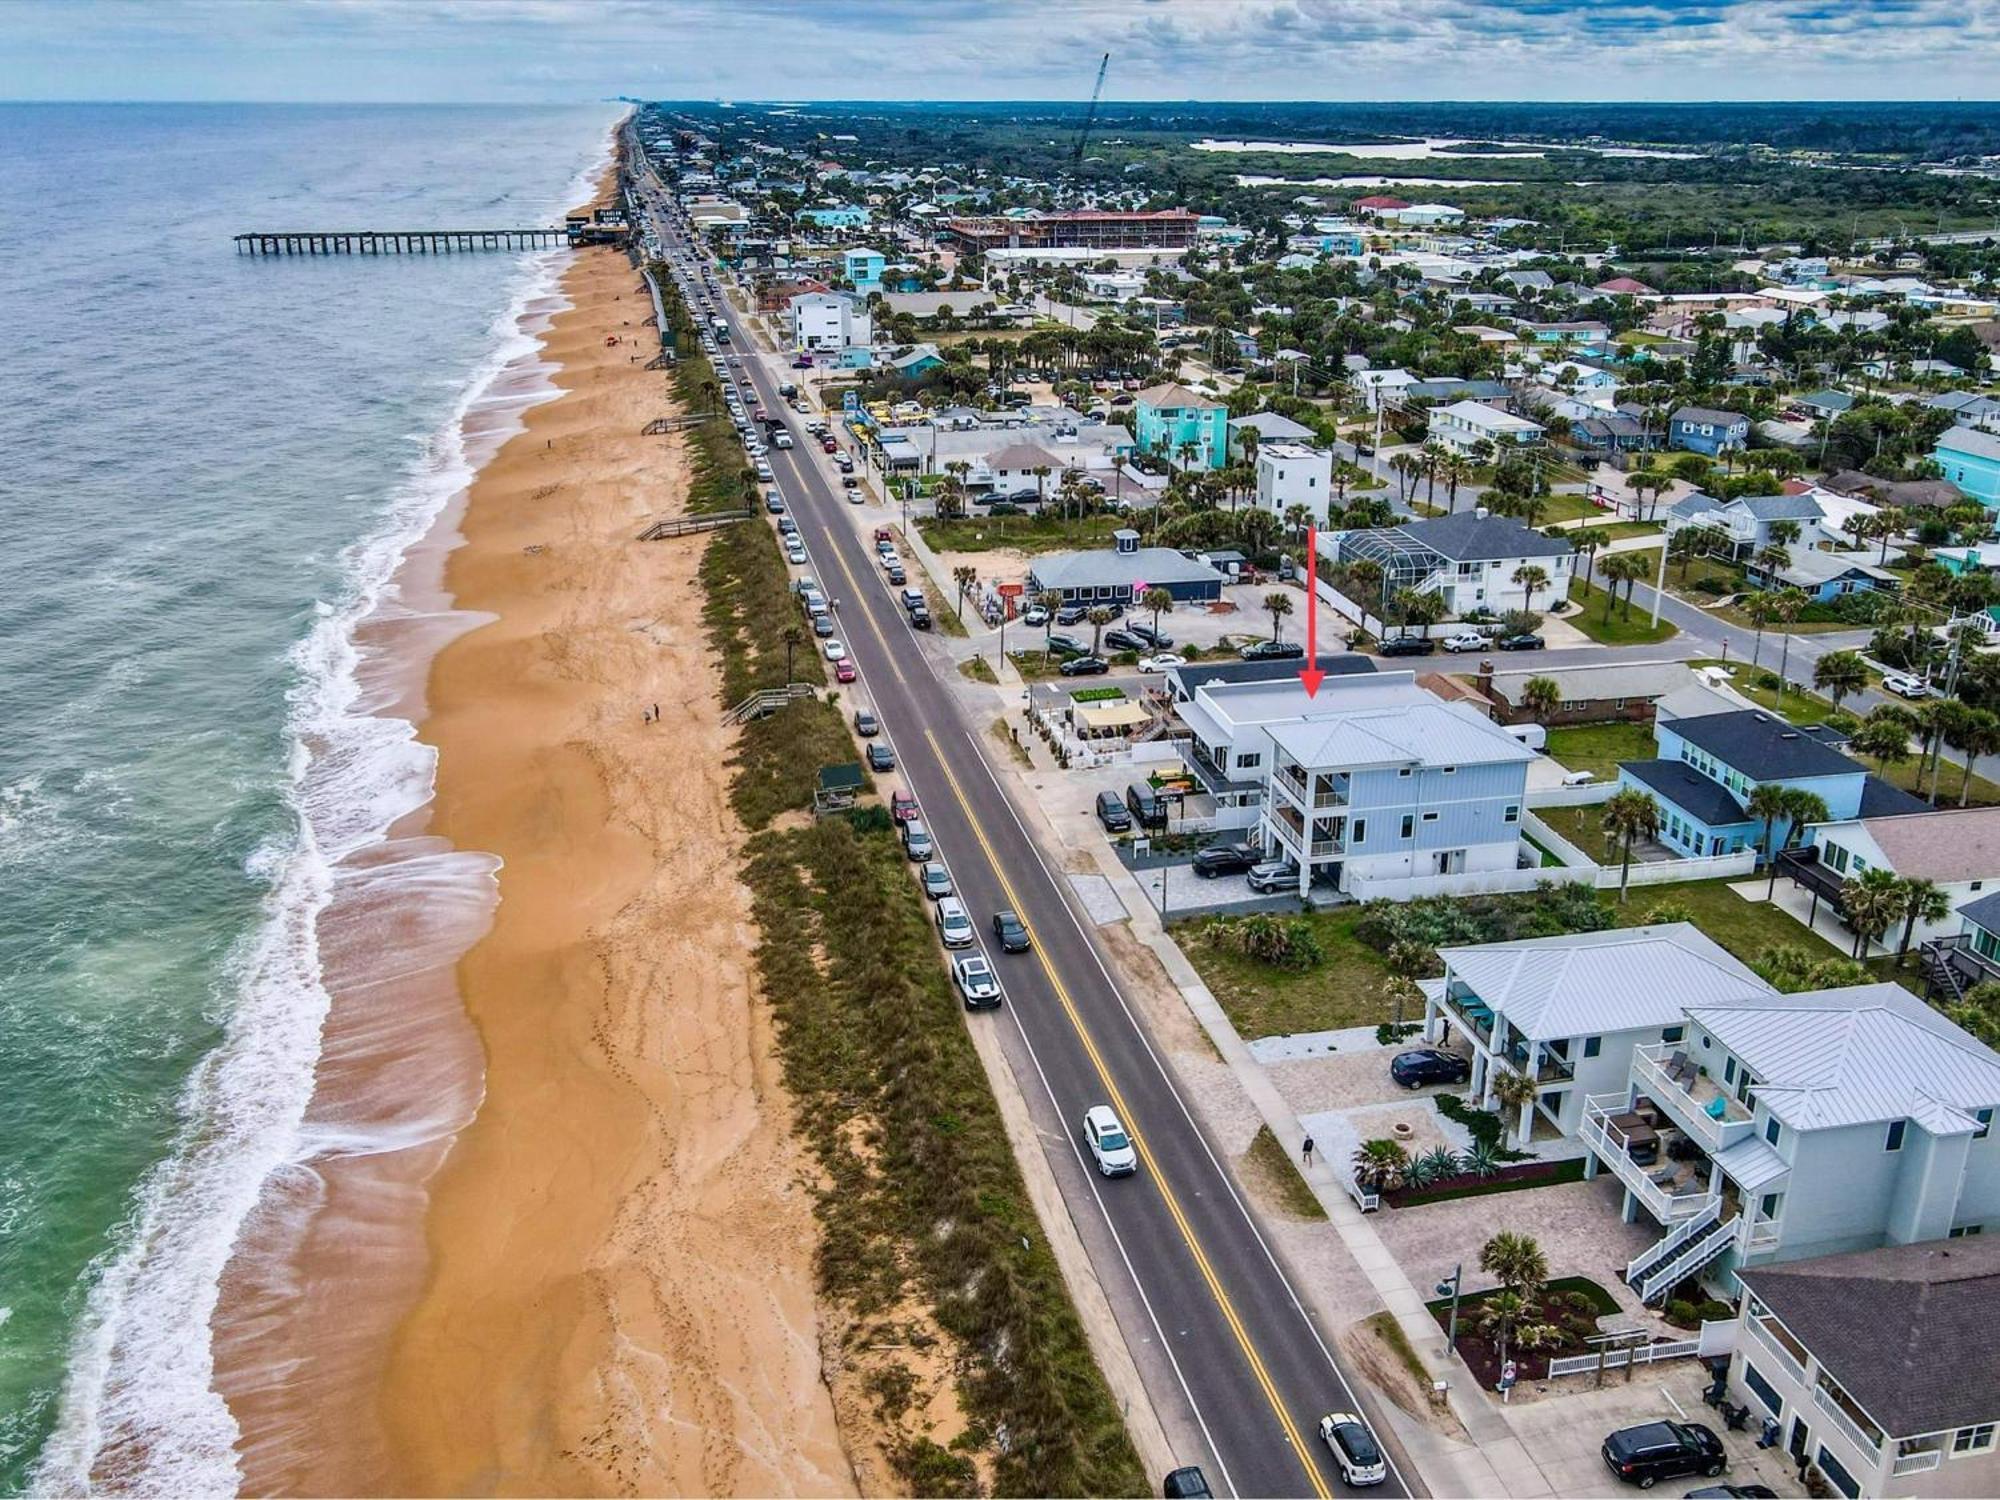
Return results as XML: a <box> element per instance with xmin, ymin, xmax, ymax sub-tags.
<box><xmin>820</xmin><ymin>437</ymin><xmax>838</xmax><ymax>454</ymax></box>
<box><xmin>834</xmin><ymin>658</ymin><xmax>857</xmax><ymax>683</ymax></box>
<box><xmin>891</xmin><ymin>790</ymin><xmax>919</xmax><ymax>822</ymax></box>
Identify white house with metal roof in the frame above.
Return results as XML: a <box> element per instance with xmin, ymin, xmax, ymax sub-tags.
<box><xmin>1794</xmin><ymin>807</ymin><xmax>2000</xmax><ymax>954</ymax></box>
<box><xmin>1586</xmin><ymin>982</ymin><xmax>2000</xmax><ymax>1303</ymax></box>
<box><xmin>1257</xmin><ymin>691</ymin><xmax>1535</xmax><ymax>896</ymax></box>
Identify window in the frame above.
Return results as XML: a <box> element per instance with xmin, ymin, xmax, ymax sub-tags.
<box><xmin>1236</xmin><ymin>753</ymin><xmax>1261</xmax><ymax>771</ymax></box>
<box><xmin>1765</xmin><ymin>1117</ymin><xmax>1782</xmax><ymax>1147</ymax></box>
<box><xmin>1662</xmin><ymin>1025</ymin><xmax>1685</xmax><ymax>1044</ymax></box>
<box><xmin>1741</xmin><ymin>1361</ymin><xmax>1783</xmax><ymax>1418</ymax></box>
<box><xmin>1583</xmin><ymin>1036</ymin><xmax>1602</xmax><ymax>1059</ymax></box>
<box><xmin>1979</xmin><ymin>1108</ymin><xmax>1994</xmax><ymax>1140</ymax></box>
<box><xmin>1352</xmin><ymin>818</ymin><xmax>1366</xmax><ymax>844</ymax></box>
<box><xmin>1422</xmin><ymin>811</ymin><xmax>1439</xmax><ymax>823</ymax></box>
<box><xmin>1886</xmin><ymin>1120</ymin><xmax>1906</xmax><ymax>1152</ymax></box>
<box><xmin>1442</xmin><ymin>766</ymin><xmax>1457</xmax><ymax>775</ymax></box>
<box><xmin>1400</xmin><ymin>814</ymin><xmax>1414</xmax><ymax>839</ymax></box>
<box><xmin>1818</xmin><ymin>1446</ymin><xmax>1860</xmax><ymax>1499</ymax></box>
<box><xmin>1504</xmin><ymin>804</ymin><xmax>1520</xmax><ymax>824</ymax></box>
<box><xmin>1760</xmin><ymin>1191</ymin><xmax>1783</xmax><ymax>1220</ymax></box>
<box><xmin>1725</xmin><ymin>1058</ymin><xmax>1737</xmax><ymax>1086</ymax></box>
<box><xmin>1397</xmin><ymin>767</ymin><xmax>1412</xmax><ymax>778</ymax></box>
<box><xmin>1950</xmin><ymin>1224</ymin><xmax>1985</xmax><ymax>1239</ymax></box>
<box><xmin>1954</xmin><ymin>1424</ymin><xmax>1996</xmax><ymax>1456</ymax></box>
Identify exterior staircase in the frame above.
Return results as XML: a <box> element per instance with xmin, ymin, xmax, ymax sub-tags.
<box><xmin>1925</xmin><ymin>940</ymin><xmax>1969</xmax><ymax>1004</ymax></box>
<box><xmin>638</xmin><ymin>507</ymin><xmax>752</xmax><ymax>540</ymax></box>
<box><xmin>722</xmin><ymin>683</ymin><xmax>816</xmax><ymax>726</ymax></box>
<box><xmin>1627</xmin><ymin>1204</ymin><xmax>1738</xmax><ymax>1304</ymax></box>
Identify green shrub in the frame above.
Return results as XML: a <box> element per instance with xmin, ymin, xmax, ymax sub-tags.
<box><xmin>1222</xmin><ymin>912</ymin><xmax>1324</xmax><ymax>971</ymax></box>
<box><xmin>1664</xmin><ymin>1298</ymin><xmax>1701</xmax><ymax>1329</ymax></box>
<box><xmin>1375</xmin><ymin>1020</ymin><xmax>1422</xmax><ymax>1047</ymax></box>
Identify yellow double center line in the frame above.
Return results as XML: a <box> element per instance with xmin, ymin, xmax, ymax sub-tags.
<box><xmin>924</xmin><ymin>730</ymin><xmax>1330</xmax><ymax>1500</ymax></box>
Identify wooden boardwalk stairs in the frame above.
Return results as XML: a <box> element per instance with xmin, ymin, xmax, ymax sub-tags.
<box><xmin>641</xmin><ymin>413</ymin><xmax>714</xmax><ymax>435</ymax></box>
<box><xmin>638</xmin><ymin>508</ymin><xmax>753</xmax><ymax>540</ymax></box>
<box><xmin>724</xmin><ymin>684</ymin><xmax>817</xmax><ymax>725</ymax></box>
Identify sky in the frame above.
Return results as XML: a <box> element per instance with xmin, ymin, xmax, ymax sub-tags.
<box><xmin>4</xmin><ymin>0</ymin><xmax>1998</xmax><ymax>105</ymax></box>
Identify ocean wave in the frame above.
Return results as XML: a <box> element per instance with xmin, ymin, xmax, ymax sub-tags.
<box><xmin>26</xmin><ymin>191</ymin><xmax>585</xmax><ymax>1497</ymax></box>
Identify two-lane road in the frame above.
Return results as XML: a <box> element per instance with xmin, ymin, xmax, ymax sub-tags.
<box><xmin>648</xmin><ymin>211</ymin><xmax>1418</xmax><ymax>1497</ymax></box>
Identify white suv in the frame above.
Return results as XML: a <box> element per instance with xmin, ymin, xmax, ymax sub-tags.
<box><xmin>1082</xmin><ymin>1105</ymin><xmax>1138</xmax><ymax>1177</ymax></box>
<box><xmin>935</xmin><ymin>896</ymin><xmax>973</xmax><ymax>948</ymax></box>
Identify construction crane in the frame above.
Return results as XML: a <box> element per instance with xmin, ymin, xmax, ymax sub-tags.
<box><xmin>1071</xmin><ymin>52</ymin><xmax>1110</xmax><ymax>169</ymax></box>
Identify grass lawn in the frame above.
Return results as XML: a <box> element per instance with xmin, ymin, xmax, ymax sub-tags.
<box><xmin>1535</xmin><ymin>490</ymin><xmax>1605</xmax><ymax>526</ymax></box>
<box><xmin>958</xmin><ymin>653</ymin><xmax>997</xmax><ymax>683</ymax></box>
<box><xmin>1562</xmin><ymin>577</ymin><xmax>1680</xmax><ymax>646</ymax></box>
<box><xmin>1243</xmin><ymin>1125</ymin><xmax>1327</xmax><ymax>1221</ymax></box>
<box><xmin>1546</xmin><ymin>721</ymin><xmax>1656</xmax><ymax>781</ymax></box>
<box><xmin>1604</xmin><ymin>877</ymin><xmax>1844</xmax><ymax>961</ymax></box>
<box><xmin>917</xmin><ymin>511</ymin><xmax>1125</xmax><ymax>556</ymax></box>
<box><xmin>1533</xmin><ymin>802</ymin><xmax>1625</xmax><ymax>863</ymax></box>
<box><xmin>1185</xmin><ymin>904</ymin><xmax>1404</xmax><ymax>1039</ymax></box>
<box><xmin>1688</xmin><ymin>658</ymin><xmax>1836</xmax><ymax>725</ymax></box>
<box><xmin>1584</xmin><ymin>520</ymin><xmax>1666</xmax><ymax>543</ymax></box>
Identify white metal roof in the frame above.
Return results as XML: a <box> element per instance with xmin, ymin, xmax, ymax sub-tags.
<box><xmin>1685</xmin><ymin>984</ymin><xmax>2000</xmax><ymax>1134</ymax></box>
<box><xmin>1713</xmin><ymin>1133</ymin><xmax>1791</xmax><ymax>1194</ymax></box>
<box><xmin>1269</xmin><ymin>699</ymin><xmax>1535</xmax><ymax>773</ymax></box>
<box><xmin>1439</xmin><ymin>923</ymin><xmax>1771</xmax><ymax>1042</ymax></box>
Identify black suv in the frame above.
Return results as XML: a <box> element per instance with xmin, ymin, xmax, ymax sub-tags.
<box><xmin>1601</xmin><ymin>1421</ymin><xmax>1726</xmax><ymax>1488</ymax></box>
<box><xmin>1376</xmin><ymin>635</ymin><xmax>1438</xmax><ymax>657</ymax></box>
<box><xmin>1044</xmin><ymin>633</ymin><xmax>1088</xmax><ymax>658</ymax></box>
<box><xmin>1191</xmin><ymin>841</ymin><xmax>1260</xmax><ymax>878</ymax></box>
<box><xmin>1126</xmin><ymin>622</ymin><xmax>1173</xmax><ymax>649</ymax></box>
<box><xmin>1095</xmin><ymin>791</ymin><xmax>1133</xmax><ymax>833</ymax></box>
<box><xmin>1390</xmin><ymin>1048</ymin><xmax>1472</xmax><ymax>1088</ymax></box>
<box><xmin>1239</xmin><ymin>639</ymin><xmax>1305</xmax><ymax>661</ymax></box>
<box><xmin>1103</xmin><ymin>628</ymin><xmax>1147</xmax><ymax>653</ymax></box>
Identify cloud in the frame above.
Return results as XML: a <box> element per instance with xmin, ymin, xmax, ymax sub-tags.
<box><xmin>1</xmin><ymin>0</ymin><xmax>1995</xmax><ymax>102</ymax></box>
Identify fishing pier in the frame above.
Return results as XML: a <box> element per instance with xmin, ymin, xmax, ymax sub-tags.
<box><xmin>234</xmin><ymin>227</ymin><xmax>579</xmax><ymax>256</ymax></box>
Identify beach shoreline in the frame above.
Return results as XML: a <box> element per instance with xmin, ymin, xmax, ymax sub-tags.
<box><xmin>362</xmin><ymin>209</ymin><xmax>855</xmax><ymax>1495</ymax></box>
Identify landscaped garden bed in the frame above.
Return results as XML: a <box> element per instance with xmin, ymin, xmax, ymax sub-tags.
<box><xmin>1384</xmin><ymin>1157</ymin><xmax>1586</xmax><ymax>1208</ymax></box>
<box><xmin>1427</xmin><ymin>1275</ymin><xmax>1623</xmax><ymax>1385</ymax></box>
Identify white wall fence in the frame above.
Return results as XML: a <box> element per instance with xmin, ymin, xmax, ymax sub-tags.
<box><xmin>1522</xmin><ymin>809</ymin><xmax>1597</xmax><ymax>870</ymax></box>
<box><xmin>1520</xmin><ymin>809</ymin><xmax>1756</xmax><ymax>888</ymax></box>
<box><xmin>1526</xmin><ymin>781</ymin><xmax>1619</xmax><ymax>809</ymax></box>
<box><xmin>1545</xmin><ymin>1320</ymin><xmax>1735</xmax><ymax>1380</ymax></box>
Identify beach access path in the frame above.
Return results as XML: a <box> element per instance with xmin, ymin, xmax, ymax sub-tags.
<box><xmin>376</xmin><ymin>242</ymin><xmax>856</xmax><ymax>1496</ymax></box>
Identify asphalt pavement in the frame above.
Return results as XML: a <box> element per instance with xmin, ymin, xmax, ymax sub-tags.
<box><xmin>646</xmin><ymin>195</ymin><xmax>1417</xmax><ymax>1499</ymax></box>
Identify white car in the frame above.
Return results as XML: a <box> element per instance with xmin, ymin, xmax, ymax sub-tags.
<box><xmin>951</xmin><ymin>953</ymin><xmax>1001</xmax><ymax>1008</ymax></box>
<box><xmin>1319</xmin><ymin>1413</ymin><xmax>1386</xmax><ymax>1487</ymax></box>
<box><xmin>1021</xmin><ymin>604</ymin><xmax>1049</xmax><ymax>627</ymax></box>
<box><xmin>878</xmin><ymin>550</ymin><xmax>902</xmax><ymax>570</ymax></box>
<box><xmin>785</xmin><ymin>542</ymin><xmax>808</xmax><ymax>565</ymax></box>
<box><xmin>1440</xmin><ymin>631</ymin><xmax>1488</xmax><ymax>654</ymax></box>
<box><xmin>934</xmin><ymin>896</ymin><xmax>974</xmax><ymax>949</ymax></box>
<box><xmin>1138</xmin><ymin>653</ymin><xmax>1187</xmax><ymax>672</ymax></box>
<box><xmin>822</xmin><ymin>638</ymin><xmax>848</xmax><ymax>662</ymax></box>
<box><xmin>1082</xmin><ymin>1105</ymin><xmax>1137</xmax><ymax>1177</ymax></box>
<box><xmin>773</xmin><ymin>431</ymin><xmax>794</xmax><ymax>449</ymax></box>
<box><xmin>1882</xmin><ymin>672</ymin><xmax>1933</xmax><ymax>700</ymax></box>
<box><xmin>755</xmin><ymin>461</ymin><xmax>774</xmax><ymax>482</ymax></box>
<box><xmin>1560</xmin><ymin>769</ymin><xmax>1596</xmax><ymax>788</ymax></box>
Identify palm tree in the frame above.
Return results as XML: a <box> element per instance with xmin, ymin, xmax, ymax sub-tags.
<box><xmin>1264</xmin><ymin>591</ymin><xmax>1294</xmax><ymax>643</ymax></box>
<box><xmin>1598</xmin><ymin>551</ymin><xmax>1645</xmax><ymax>620</ymax></box>
<box><xmin>1476</xmin><ymin>1230</ymin><xmax>1550</xmax><ymax>1365</ymax></box>
<box><xmin>1841</xmin><ymin>867</ymin><xmax>1902</xmax><ymax>959</ymax></box>
<box><xmin>951</xmin><ymin>564</ymin><xmax>978</xmax><ymax>621</ymax></box>
<box><xmin>1086</xmin><ymin>605</ymin><xmax>1113</xmax><ymax>655</ymax></box>
<box><xmin>1776</xmin><ymin>786</ymin><xmax>1830</xmax><ymax>873</ymax></box>
<box><xmin>1037</xmin><ymin>589</ymin><xmax>1063</xmax><ymax>656</ymax></box>
<box><xmin>1441</xmin><ymin>453</ymin><xmax>1470</xmax><ymax>513</ymax></box>
<box><xmin>1600</xmin><ymin>787</ymin><xmax>1662</xmax><ymax>902</ymax></box>
<box><xmin>1030</xmin><ymin>464</ymin><xmax>1052</xmax><ymax>508</ymax></box>
<box><xmin>1394</xmin><ymin>588</ymin><xmax>1447</xmax><ymax>640</ymax></box>
<box><xmin>1851</xmin><ymin>711</ymin><xmax>1913</xmax><ymax>775</ymax></box>
<box><xmin>1352</xmin><ymin>1138</ymin><xmax>1409</xmax><ymax>1193</ymax></box>
<box><xmin>1750</xmin><ymin>783</ymin><xmax>1793</xmax><ymax>896</ymax></box>
<box><xmin>1141</xmin><ymin>587</ymin><xmax>1174</xmax><ymax>646</ymax></box>
<box><xmin>1571</xmin><ymin>528</ymin><xmax>1602</xmax><ymax>591</ymax></box>
<box><xmin>782</xmin><ymin>623</ymin><xmax>803</xmax><ymax>685</ymax></box>
<box><xmin>1521</xmin><ymin>675</ymin><xmax>1560</xmax><ymax>723</ymax></box>
<box><xmin>1812</xmin><ymin>650</ymin><xmax>1867</xmax><ymax>713</ymax></box>
<box><xmin>1346</xmin><ymin>558</ymin><xmax>1385</xmax><ymax>622</ymax></box>
<box><xmin>1771</xmin><ymin>588</ymin><xmax>1810</xmax><ymax>692</ymax></box>
<box><xmin>1951</xmin><ymin>708</ymin><xmax>2000</xmax><ymax>806</ymax></box>
<box><xmin>1892</xmin><ymin>876</ymin><xmax>1953</xmax><ymax>964</ymax></box>
<box><xmin>1389</xmin><ymin>452</ymin><xmax>1416</xmax><ymax>505</ymax></box>
<box><xmin>1743</xmin><ymin>592</ymin><xmax>1777</xmax><ymax>671</ymax></box>
<box><xmin>1512</xmin><ymin>563</ymin><xmax>1550</xmax><ymax>616</ymax></box>
<box><xmin>1283</xmin><ymin>502</ymin><xmax>1313</xmax><ymax>541</ymax></box>
<box><xmin>1490</xmin><ymin>1068</ymin><xmax>1540</xmax><ymax>1146</ymax></box>
<box><xmin>1175</xmin><ymin>438</ymin><xmax>1202</xmax><ymax>478</ymax></box>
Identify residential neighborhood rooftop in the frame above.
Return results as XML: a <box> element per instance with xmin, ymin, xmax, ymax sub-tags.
<box><xmin>1741</xmin><ymin>1235</ymin><xmax>2000</xmax><ymax>1442</ymax></box>
<box><xmin>1267</xmin><ymin>697</ymin><xmax>1536</xmax><ymax>772</ymax></box>
<box><xmin>1621</xmin><ymin>758</ymin><xmax>1753</xmax><ymax>827</ymax></box>
<box><xmin>1840</xmin><ymin>807</ymin><xmax>2000</xmax><ymax>884</ymax></box>
<box><xmin>1670</xmin><ymin>709</ymin><xmax>1860</xmax><ymax>781</ymax></box>
<box><xmin>1378</xmin><ymin>511</ymin><xmax>1574</xmax><ymax>562</ymax></box>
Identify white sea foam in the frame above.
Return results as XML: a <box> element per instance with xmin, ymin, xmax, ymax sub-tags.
<box><xmin>26</xmin><ymin>165</ymin><xmax>593</xmax><ymax>1495</ymax></box>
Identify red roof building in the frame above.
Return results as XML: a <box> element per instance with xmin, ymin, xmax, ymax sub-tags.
<box><xmin>1594</xmin><ymin>276</ymin><xmax>1658</xmax><ymax>296</ymax></box>
<box><xmin>1353</xmin><ymin>195</ymin><xmax>1412</xmax><ymax>212</ymax></box>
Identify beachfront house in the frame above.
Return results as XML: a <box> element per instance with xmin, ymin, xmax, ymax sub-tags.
<box><xmin>1332</xmin><ymin>512</ymin><xmax>1574</xmax><ymax>618</ymax></box>
<box><xmin>1253</xmin><ymin>442</ymin><xmax>1332</xmax><ymax>516</ymax></box>
<box><xmin>1728</xmin><ymin>1236</ymin><xmax>2000</xmax><ymax>1500</ymax></box>
<box><xmin>790</xmin><ymin>290</ymin><xmax>872</xmax><ymax>353</ymax></box>
<box><xmin>1427</xmin><ymin>399</ymin><xmax>1544</xmax><ymax>455</ymax></box>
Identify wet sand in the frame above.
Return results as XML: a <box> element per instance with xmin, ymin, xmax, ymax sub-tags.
<box><xmin>370</xmin><ymin>241</ymin><xmax>854</xmax><ymax>1496</ymax></box>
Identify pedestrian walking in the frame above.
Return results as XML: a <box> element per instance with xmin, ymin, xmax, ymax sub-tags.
<box><xmin>652</xmin><ymin>703</ymin><xmax>659</xmax><ymax>720</ymax></box>
<box><xmin>1301</xmin><ymin>1135</ymin><xmax>1315</xmax><ymax>1167</ymax></box>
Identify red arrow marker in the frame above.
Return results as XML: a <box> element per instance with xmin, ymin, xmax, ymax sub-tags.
<box><xmin>1300</xmin><ymin>525</ymin><xmax>1324</xmax><ymax>698</ymax></box>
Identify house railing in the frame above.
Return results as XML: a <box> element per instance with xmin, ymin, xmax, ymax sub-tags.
<box><xmin>1891</xmin><ymin>1446</ymin><xmax>1945</xmax><ymax>1478</ymax></box>
<box><xmin>1546</xmin><ymin>1337</ymin><xmax>1700</xmax><ymax>1380</ymax></box>
<box><xmin>1580</xmin><ymin>1099</ymin><xmax>1713</xmax><ymax>1225</ymax></box>
<box><xmin>1813</xmin><ymin>1384</ymin><xmax>1885</xmax><ymax>1457</ymax></box>
<box><xmin>1744</xmin><ymin>1313</ymin><xmax>1806</xmax><ymax>1385</ymax></box>
<box><xmin>1632</xmin><ymin>1043</ymin><xmax>1755</xmax><ymax>1154</ymax></box>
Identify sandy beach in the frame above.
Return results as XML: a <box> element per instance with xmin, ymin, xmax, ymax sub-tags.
<box><xmin>370</xmin><ymin>237</ymin><xmax>854</xmax><ymax>1496</ymax></box>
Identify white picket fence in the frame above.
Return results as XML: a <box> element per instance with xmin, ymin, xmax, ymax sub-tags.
<box><xmin>1520</xmin><ymin>810</ymin><xmax>1757</xmax><ymax>888</ymax></box>
<box><xmin>1522</xmin><ymin>810</ymin><xmax>1597</xmax><ymax>869</ymax></box>
<box><xmin>1545</xmin><ymin>1319</ymin><xmax>1735</xmax><ymax>1380</ymax></box>
<box><xmin>1527</xmin><ymin>781</ymin><xmax>1619</xmax><ymax>809</ymax></box>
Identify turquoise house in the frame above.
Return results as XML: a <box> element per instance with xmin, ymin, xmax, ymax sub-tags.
<box><xmin>843</xmin><ymin>247</ymin><xmax>886</xmax><ymax>292</ymax></box>
<box><xmin>1935</xmin><ymin>427</ymin><xmax>2000</xmax><ymax>506</ymax></box>
<box><xmin>1134</xmin><ymin>383</ymin><xmax>1229</xmax><ymax>470</ymax></box>
<box><xmin>799</xmin><ymin>206</ymin><xmax>871</xmax><ymax>230</ymax></box>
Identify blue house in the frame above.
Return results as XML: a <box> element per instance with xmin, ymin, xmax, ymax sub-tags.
<box><xmin>1935</xmin><ymin>426</ymin><xmax>2000</xmax><ymax>507</ymax></box>
<box><xmin>842</xmin><ymin>247</ymin><xmax>886</xmax><ymax>292</ymax></box>
<box><xmin>1134</xmin><ymin>382</ymin><xmax>1229</xmax><ymax>470</ymax></box>
<box><xmin>1615</xmin><ymin>709</ymin><xmax>1925</xmax><ymax>861</ymax></box>
<box><xmin>799</xmin><ymin>205</ymin><xmax>872</xmax><ymax>230</ymax></box>
<box><xmin>1669</xmin><ymin>406</ymin><xmax>1751</xmax><ymax>457</ymax></box>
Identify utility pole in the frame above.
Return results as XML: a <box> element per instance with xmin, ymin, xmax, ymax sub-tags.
<box><xmin>1650</xmin><ymin>526</ymin><xmax>1670</xmax><ymax>629</ymax></box>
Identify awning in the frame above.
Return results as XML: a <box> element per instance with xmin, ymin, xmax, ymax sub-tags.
<box><xmin>1074</xmin><ymin>700</ymin><xmax>1149</xmax><ymax>732</ymax></box>
<box><xmin>1714</xmin><ymin>1134</ymin><xmax>1790</xmax><ymax>1194</ymax></box>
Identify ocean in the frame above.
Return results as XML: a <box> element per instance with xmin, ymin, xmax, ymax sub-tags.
<box><xmin>0</xmin><ymin>102</ymin><xmax>618</xmax><ymax>1493</ymax></box>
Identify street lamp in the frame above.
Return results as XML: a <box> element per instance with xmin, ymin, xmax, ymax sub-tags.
<box><xmin>1436</xmin><ymin>1265</ymin><xmax>1464</xmax><ymax>1360</ymax></box>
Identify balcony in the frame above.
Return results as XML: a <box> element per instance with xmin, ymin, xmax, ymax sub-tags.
<box><xmin>1441</xmin><ymin>985</ymin><xmax>1496</xmax><ymax>1046</ymax></box>
<box><xmin>1581</xmin><ymin>1096</ymin><xmax>1714</xmax><ymax>1225</ymax></box>
<box><xmin>1633</xmin><ymin>1043</ymin><xmax>1756</xmax><ymax>1153</ymax></box>
<box><xmin>1744</xmin><ymin>1313</ymin><xmax>1806</xmax><ymax>1384</ymax></box>
<box><xmin>1812</xmin><ymin>1382</ymin><xmax>1884</xmax><ymax>1458</ymax></box>
<box><xmin>1892</xmin><ymin>1446</ymin><xmax>1945</xmax><ymax>1478</ymax></box>
<box><xmin>1275</xmin><ymin>761</ymin><xmax>1309</xmax><ymax>802</ymax></box>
